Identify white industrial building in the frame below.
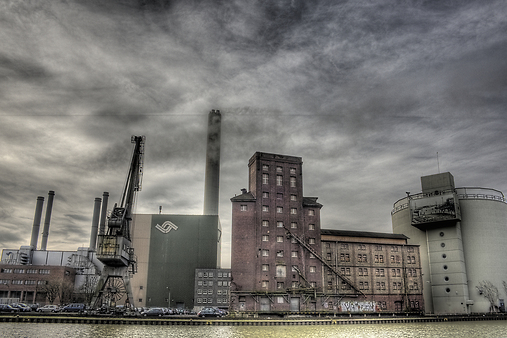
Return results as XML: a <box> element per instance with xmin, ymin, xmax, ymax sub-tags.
<box><xmin>392</xmin><ymin>172</ymin><xmax>507</xmax><ymax>314</ymax></box>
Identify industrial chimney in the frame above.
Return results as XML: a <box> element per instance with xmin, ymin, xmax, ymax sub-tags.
<box><xmin>40</xmin><ymin>191</ymin><xmax>55</xmax><ymax>251</ymax></box>
<box><xmin>98</xmin><ymin>192</ymin><xmax>109</xmax><ymax>236</ymax></box>
<box><xmin>203</xmin><ymin>109</ymin><xmax>221</xmax><ymax>215</ymax></box>
<box><xmin>89</xmin><ymin>197</ymin><xmax>102</xmax><ymax>251</ymax></box>
<box><xmin>30</xmin><ymin>196</ymin><xmax>45</xmax><ymax>249</ymax></box>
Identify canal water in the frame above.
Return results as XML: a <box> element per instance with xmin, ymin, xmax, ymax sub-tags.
<box><xmin>2</xmin><ymin>321</ymin><xmax>507</xmax><ymax>338</ymax></box>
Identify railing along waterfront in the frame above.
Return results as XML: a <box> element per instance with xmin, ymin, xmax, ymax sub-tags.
<box><xmin>391</xmin><ymin>187</ymin><xmax>506</xmax><ymax>215</ymax></box>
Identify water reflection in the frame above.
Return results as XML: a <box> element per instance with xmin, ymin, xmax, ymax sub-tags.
<box><xmin>2</xmin><ymin>321</ymin><xmax>507</xmax><ymax>338</ymax></box>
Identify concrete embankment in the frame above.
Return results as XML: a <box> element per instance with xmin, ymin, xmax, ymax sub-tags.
<box><xmin>1</xmin><ymin>314</ymin><xmax>506</xmax><ymax>326</ymax></box>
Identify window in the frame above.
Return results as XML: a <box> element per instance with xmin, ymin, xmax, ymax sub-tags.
<box><xmin>277</xmin><ymin>193</ymin><xmax>283</xmax><ymax>199</ymax></box>
<box><xmin>358</xmin><ymin>244</ymin><xmax>366</xmax><ymax>250</ymax></box>
<box><xmin>262</xmin><ymin>235</ymin><xmax>269</xmax><ymax>242</ymax></box>
<box><xmin>197</xmin><ymin>289</ymin><xmax>202</xmax><ymax>294</ymax></box>
<box><xmin>309</xmin><ymin>224</ymin><xmax>315</xmax><ymax>230</ymax></box>
<box><xmin>290</xmin><ymin>208</ymin><xmax>297</xmax><ymax>215</ymax></box>
<box><xmin>262</xmin><ymin>173</ymin><xmax>269</xmax><ymax>184</ymax></box>
<box><xmin>326</xmin><ymin>253</ymin><xmax>332</xmax><ymax>260</ymax></box>
<box><xmin>262</xmin><ymin>205</ymin><xmax>269</xmax><ymax>212</ymax></box>
<box><xmin>375</xmin><ymin>269</ymin><xmax>385</xmax><ymax>277</ymax></box>
<box><xmin>376</xmin><ymin>245</ymin><xmax>382</xmax><ymax>251</ymax></box>
<box><xmin>277</xmin><ymin>250</ymin><xmax>284</xmax><ymax>257</ymax></box>
<box><xmin>290</xmin><ymin>177</ymin><xmax>296</xmax><ymax>187</ymax></box>
<box><xmin>39</xmin><ymin>269</ymin><xmax>50</xmax><ymax>275</ymax></box>
<box><xmin>262</xmin><ymin>280</ymin><xmax>269</xmax><ymax>288</ymax></box>
<box><xmin>277</xmin><ymin>221</ymin><xmax>283</xmax><ymax>228</ymax></box>
<box><xmin>290</xmin><ymin>168</ymin><xmax>296</xmax><ymax>175</ymax></box>
<box><xmin>277</xmin><ymin>236</ymin><xmax>284</xmax><ymax>243</ymax></box>
<box><xmin>0</xmin><ymin>280</ymin><xmax>9</xmax><ymax>285</ymax></box>
<box><xmin>291</xmin><ymin>251</ymin><xmax>298</xmax><ymax>258</ymax></box>
<box><xmin>292</xmin><ymin>281</ymin><xmax>298</xmax><ymax>288</ymax></box>
<box><xmin>13</xmin><ymin>269</ymin><xmax>24</xmax><ymax>274</ymax></box>
<box><xmin>262</xmin><ymin>264</ymin><xmax>269</xmax><ymax>271</ymax></box>
<box><xmin>262</xmin><ymin>192</ymin><xmax>269</xmax><ymax>198</ymax></box>
<box><xmin>391</xmin><ymin>246</ymin><xmax>399</xmax><ymax>252</ymax></box>
<box><xmin>310</xmin><ymin>266</ymin><xmax>316</xmax><ymax>273</ymax></box>
<box><xmin>12</xmin><ymin>280</ymin><xmax>23</xmax><ymax>285</ymax></box>
<box><xmin>276</xmin><ymin>166</ymin><xmax>283</xmax><ymax>173</ymax></box>
<box><xmin>218</xmin><ymin>281</ymin><xmax>222</xmax><ymax>286</ymax></box>
<box><xmin>358</xmin><ymin>254</ymin><xmax>367</xmax><ymax>263</ymax></box>
<box><xmin>277</xmin><ymin>282</ymin><xmax>284</xmax><ymax>289</ymax></box>
<box><xmin>277</xmin><ymin>206</ymin><xmax>283</xmax><ymax>213</ymax></box>
<box><xmin>198</xmin><ymin>272</ymin><xmax>203</xmax><ymax>278</ymax></box>
<box><xmin>263</xmin><ymin>164</ymin><xmax>269</xmax><ymax>171</ymax></box>
<box><xmin>291</xmin><ymin>222</ymin><xmax>297</xmax><ymax>229</ymax></box>
<box><xmin>310</xmin><ymin>282</ymin><xmax>317</xmax><ymax>288</ymax></box>
<box><xmin>341</xmin><ymin>243</ymin><xmax>349</xmax><ymax>250</ymax></box>
<box><xmin>276</xmin><ymin>265</ymin><xmax>287</xmax><ymax>277</ymax></box>
<box><xmin>277</xmin><ymin>296</ymin><xmax>284</xmax><ymax>303</ymax></box>
<box><xmin>308</xmin><ymin>209</ymin><xmax>315</xmax><ymax>216</ymax></box>
<box><xmin>262</xmin><ymin>250</ymin><xmax>269</xmax><ymax>257</ymax></box>
<box><xmin>26</xmin><ymin>269</ymin><xmax>37</xmax><ymax>274</ymax></box>
<box><xmin>276</xmin><ymin>175</ymin><xmax>283</xmax><ymax>186</ymax></box>
<box><xmin>262</xmin><ymin>220</ymin><xmax>269</xmax><ymax>227</ymax></box>
<box><xmin>240</xmin><ymin>205</ymin><xmax>247</xmax><ymax>211</ymax></box>
<box><xmin>291</xmin><ymin>237</ymin><xmax>297</xmax><ymax>244</ymax></box>
<box><xmin>309</xmin><ymin>238</ymin><xmax>316</xmax><ymax>244</ymax></box>
<box><xmin>290</xmin><ymin>194</ymin><xmax>297</xmax><ymax>201</ymax></box>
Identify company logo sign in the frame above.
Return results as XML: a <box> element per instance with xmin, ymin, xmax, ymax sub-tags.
<box><xmin>155</xmin><ymin>221</ymin><xmax>179</xmax><ymax>234</ymax></box>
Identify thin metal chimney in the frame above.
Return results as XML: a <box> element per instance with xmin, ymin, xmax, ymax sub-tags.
<box><xmin>30</xmin><ymin>196</ymin><xmax>45</xmax><ymax>249</ymax></box>
<box><xmin>90</xmin><ymin>197</ymin><xmax>102</xmax><ymax>250</ymax></box>
<box><xmin>98</xmin><ymin>192</ymin><xmax>109</xmax><ymax>235</ymax></box>
<box><xmin>203</xmin><ymin>109</ymin><xmax>221</xmax><ymax>215</ymax></box>
<box><xmin>40</xmin><ymin>191</ymin><xmax>55</xmax><ymax>251</ymax></box>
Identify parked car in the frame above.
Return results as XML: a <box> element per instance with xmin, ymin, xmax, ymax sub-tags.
<box><xmin>0</xmin><ymin>304</ymin><xmax>20</xmax><ymax>313</ymax></box>
<box><xmin>142</xmin><ymin>307</ymin><xmax>165</xmax><ymax>317</ymax></box>
<box><xmin>197</xmin><ymin>307</ymin><xmax>223</xmax><ymax>317</ymax></box>
<box><xmin>61</xmin><ymin>303</ymin><xmax>86</xmax><ymax>312</ymax></box>
<box><xmin>37</xmin><ymin>304</ymin><xmax>60</xmax><ymax>313</ymax></box>
<box><xmin>12</xmin><ymin>303</ymin><xmax>32</xmax><ymax>312</ymax></box>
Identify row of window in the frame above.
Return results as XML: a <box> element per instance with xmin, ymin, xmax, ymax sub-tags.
<box><xmin>197</xmin><ymin>280</ymin><xmax>232</xmax><ymax>287</ymax></box>
<box><xmin>261</xmin><ymin>250</ymin><xmax>316</xmax><ymax>258</ymax></box>
<box><xmin>261</xmin><ymin>264</ymin><xmax>318</xmax><ymax>273</ymax></box>
<box><xmin>196</xmin><ymin>298</ymin><xmax>229</xmax><ymax>304</ymax></box>
<box><xmin>262</xmin><ymin>280</ymin><xmax>318</xmax><ymax>288</ymax></box>
<box><xmin>263</xmin><ymin>165</ymin><xmax>297</xmax><ymax>175</ymax></box>
<box><xmin>262</xmin><ymin>235</ymin><xmax>316</xmax><ymax>244</ymax></box>
<box><xmin>261</xmin><ymin>192</ymin><xmax>298</xmax><ymax>201</ymax></box>
<box><xmin>335</xmin><ymin>267</ymin><xmax>417</xmax><ymax>277</ymax></box>
<box><xmin>262</xmin><ymin>173</ymin><xmax>297</xmax><ymax>187</ymax></box>
<box><xmin>261</xmin><ymin>221</ymin><xmax>315</xmax><ymax>230</ymax></box>
<box><xmin>196</xmin><ymin>289</ymin><xmax>229</xmax><ymax>295</ymax></box>
<box><xmin>338</xmin><ymin>244</ymin><xmax>414</xmax><ymax>252</ymax></box>
<box><xmin>329</xmin><ymin>253</ymin><xmax>417</xmax><ymax>264</ymax></box>
<box><xmin>0</xmin><ymin>279</ymin><xmax>48</xmax><ymax>285</ymax></box>
<box><xmin>1</xmin><ymin>268</ymin><xmax>50</xmax><ymax>274</ymax></box>
<box><xmin>196</xmin><ymin>271</ymin><xmax>231</xmax><ymax>278</ymax></box>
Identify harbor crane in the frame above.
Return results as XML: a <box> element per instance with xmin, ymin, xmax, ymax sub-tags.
<box><xmin>91</xmin><ymin>135</ymin><xmax>145</xmax><ymax>309</ymax></box>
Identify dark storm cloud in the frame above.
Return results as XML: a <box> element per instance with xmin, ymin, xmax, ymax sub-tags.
<box><xmin>0</xmin><ymin>0</ymin><xmax>506</xmax><ymax>266</ymax></box>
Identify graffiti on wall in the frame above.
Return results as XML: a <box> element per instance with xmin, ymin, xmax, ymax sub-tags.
<box><xmin>340</xmin><ymin>301</ymin><xmax>376</xmax><ymax>313</ymax></box>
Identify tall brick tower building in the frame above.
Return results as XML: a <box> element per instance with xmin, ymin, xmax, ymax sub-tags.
<box><xmin>230</xmin><ymin>152</ymin><xmax>323</xmax><ymax>312</ymax></box>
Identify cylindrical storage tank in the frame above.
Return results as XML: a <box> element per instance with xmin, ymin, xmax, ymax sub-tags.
<box><xmin>391</xmin><ymin>197</ymin><xmax>434</xmax><ymax>314</ymax></box>
<box><xmin>30</xmin><ymin>196</ymin><xmax>45</xmax><ymax>249</ymax></box>
<box><xmin>456</xmin><ymin>188</ymin><xmax>507</xmax><ymax>313</ymax></box>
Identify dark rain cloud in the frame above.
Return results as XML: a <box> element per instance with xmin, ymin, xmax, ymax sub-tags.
<box><xmin>0</xmin><ymin>0</ymin><xmax>506</xmax><ymax>266</ymax></box>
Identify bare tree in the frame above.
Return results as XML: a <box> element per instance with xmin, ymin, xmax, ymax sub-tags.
<box><xmin>60</xmin><ymin>280</ymin><xmax>75</xmax><ymax>304</ymax></box>
<box><xmin>476</xmin><ymin>280</ymin><xmax>498</xmax><ymax>313</ymax></box>
<box><xmin>37</xmin><ymin>281</ymin><xmax>61</xmax><ymax>305</ymax></box>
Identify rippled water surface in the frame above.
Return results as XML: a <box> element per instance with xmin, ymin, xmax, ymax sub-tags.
<box><xmin>2</xmin><ymin>321</ymin><xmax>507</xmax><ymax>338</ymax></box>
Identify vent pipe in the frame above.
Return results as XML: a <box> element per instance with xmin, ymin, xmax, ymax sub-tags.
<box><xmin>98</xmin><ymin>192</ymin><xmax>109</xmax><ymax>235</ymax></box>
<box><xmin>40</xmin><ymin>191</ymin><xmax>55</xmax><ymax>251</ymax></box>
<box><xmin>90</xmin><ymin>197</ymin><xmax>102</xmax><ymax>250</ymax></box>
<box><xmin>203</xmin><ymin>109</ymin><xmax>221</xmax><ymax>215</ymax></box>
<box><xmin>30</xmin><ymin>196</ymin><xmax>45</xmax><ymax>249</ymax></box>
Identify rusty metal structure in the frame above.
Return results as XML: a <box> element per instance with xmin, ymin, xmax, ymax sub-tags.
<box><xmin>91</xmin><ymin>135</ymin><xmax>145</xmax><ymax>309</ymax></box>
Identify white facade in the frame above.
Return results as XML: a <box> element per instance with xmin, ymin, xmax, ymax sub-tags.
<box><xmin>392</xmin><ymin>173</ymin><xmax>507</xmax><ymax>314</ymax></box>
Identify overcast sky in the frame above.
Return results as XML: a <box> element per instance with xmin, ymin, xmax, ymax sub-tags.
<box><xmin>1</xmin><ymin>0</ymin><xmax>506</xmax><ymax>268</ymax></box>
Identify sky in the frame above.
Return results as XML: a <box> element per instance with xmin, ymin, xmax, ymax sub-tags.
<box><xmin>1</xmin><ymin>0</ymin><xmax>506</xmax><ymax>268</ymax></box>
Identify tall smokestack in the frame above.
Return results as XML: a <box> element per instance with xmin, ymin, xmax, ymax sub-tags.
<box><xmin>40</xmin><ymin>191</ymin><xmax>55</xmax><ymax>251</ymax></box>
<box><xmin>99</xmin><ymin>192</ymin><xmax>109</xmax><ymax>235</ymax></box>
<box><xmin>203</xmin><ymin>109</ymin><xmax>221</xmax><ymax>215</ymax></box>
<box><xmin>90</xmin><ymin>197</ymin><xmax>102</xmax><ymax>250</ymax></box>
<box><xmin>30</xmin><ymin>196</ymin><xmax>45</xmax><ymax>249</ymax></box>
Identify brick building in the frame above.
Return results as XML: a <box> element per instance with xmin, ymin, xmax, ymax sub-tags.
<box><xmin>230</xmin><ymin>152</ymin><xmax>424</xmax><ymax>314</ymax></box>
<box><xmin>0</xmin><ymin>264</ymin><xmax>76</xmax><ymax>305</ymax></box>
